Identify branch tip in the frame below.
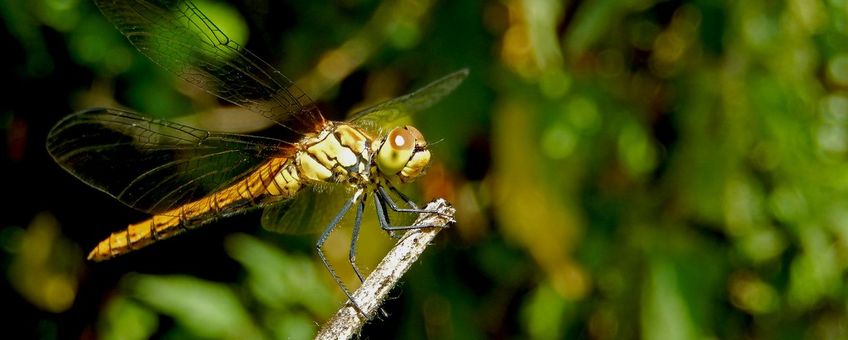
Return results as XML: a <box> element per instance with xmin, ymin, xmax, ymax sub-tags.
<box><xmin>315</xmin><ymin>198</ymin><xmax>454</xmax><ymax>339</ymax></box>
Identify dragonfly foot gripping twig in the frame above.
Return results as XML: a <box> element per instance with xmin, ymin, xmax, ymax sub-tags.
<box><xmin>315</xmin><ymin>198</ymin><xmax>455</xmax><ymax>339</ymax></box>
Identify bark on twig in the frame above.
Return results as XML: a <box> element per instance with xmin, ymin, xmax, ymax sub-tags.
<box><xmin>315</xmin><ymin>198</ymin><xmax>455</xmax><ymax>339</ymax></box>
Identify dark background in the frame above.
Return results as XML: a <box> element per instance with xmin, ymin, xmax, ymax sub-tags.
<box><xmin>3</xmin><ymin>0</ymin><xmax>848</xmax><ymax>339</ymax></box>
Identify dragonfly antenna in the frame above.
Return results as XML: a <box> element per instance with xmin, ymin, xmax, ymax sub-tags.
<box><xmin>428</xmin><ymin>138</ymin><xmax>446</xmax><ymax>146</ymax></box>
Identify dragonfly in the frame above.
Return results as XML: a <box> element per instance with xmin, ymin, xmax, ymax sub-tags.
<box><xmin>46</xmin><ymin>0</ymin><xmax>466</xmax><ymax>311</ymax></box>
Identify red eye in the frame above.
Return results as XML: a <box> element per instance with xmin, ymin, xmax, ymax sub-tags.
<box><xmin>388</xmin><ymin>128</ymin><xmax>414</xmax><ymax>151</ymax></box>
<box><xmin>404</xmin><ymin>126</ymin><xmax>424</xmax><ymax>143</ymax></box>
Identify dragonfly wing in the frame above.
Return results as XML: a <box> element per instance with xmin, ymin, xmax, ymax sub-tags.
<box><xmin>47</xmin><ymin>108</ymin><xmax>291</xmax><ymax>214</ymax></box>
<box><xmin>93</xmin><ymin>0</ymin><xmax>323</xmax><ymax>132</ymax></box>
<box><xmin>261</xmin><ymin>183</ymin><xmax>354</xmax><ymax>234</ymax></box>
<box><xmin>347</xmin><ymin>69</ymin><xmax>469</xmax><ymax>132</ymax></box>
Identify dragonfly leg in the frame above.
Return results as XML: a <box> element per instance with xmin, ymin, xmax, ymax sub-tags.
<box><xmin>373</xmin><ymin>192</ymin><xmax>400</xmax><ymax>239</ymax></box>
<box><xmin>317</xmin><ymin>189</ymin><xmax>366</xmax><ymax>317</ymax></box>
<box><xmin>354</xmin><ymin>193</ymin><xmax>391</xmax><ymax>319</ymax></box>
<box><xmin>349</xmin><ymin>195</ymin><xmax>366</xmax><ymax>284</ymax></box>
<box><xmin>387</xmin><ymin>185</ymin><xmax>419</xmax><ymax>209</ymax></box>
<box><xmin>374</xmin><ymin>191</ymin><xmax>448</xmax><ymax>232</ymax></box>
<box><xmin>379</xmin><ymin>186</ymin><xmax>452</xmax><ymax>218</ymax></box>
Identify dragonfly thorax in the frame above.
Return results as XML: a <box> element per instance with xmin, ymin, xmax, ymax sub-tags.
<box><xmin>295</xmin><ymin>123</ymin><xmax>431</xmax><ymax>188</ymax></box>
<box><xmin>296</xmin><ymin>122</ymin><xmax>373</xmax><ymax>185</ymax></box>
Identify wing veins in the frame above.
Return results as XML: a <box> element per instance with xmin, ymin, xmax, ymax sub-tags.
<box><xmin>119</xmin><ymin>148</ymin><xmax>244</xmax><ymax>200</ymax></box>
<box><xmin>95</xmin><ymin>0</ymin><xmax>320</xmax><ymax>129</ymax></box>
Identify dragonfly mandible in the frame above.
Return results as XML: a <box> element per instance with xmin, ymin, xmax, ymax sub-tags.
<box><xmin>47</xmin><ymin>0</ymin><xmax>466</xmax><ymax>311</ymax></box>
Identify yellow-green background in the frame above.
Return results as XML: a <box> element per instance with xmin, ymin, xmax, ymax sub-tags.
<box><xmin>2</xmin><ymin>0</ymin><xmax>846</xmax><ymax>338</ymax></box>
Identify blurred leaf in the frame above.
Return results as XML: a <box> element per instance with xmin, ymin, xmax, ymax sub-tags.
<box><xmin>99</xmin><ymin>295</ymin><xmax>158</xmax><ymax>340</ymax></box>
<box><xmin>126</xmin><ymin>274</ymin><xmax>262</xmax><ymax>339</ymax></box>
<box><xmin>728</xmin><ymin>271</ymin><xmax>778</xmax><ymax>315</ymax></box>
<box><xmin>265</xmin><ymin>313</ymin><xmax>317</xmax><ymax>340</ymax></box>
<box><xmin>224</xmin><ymin>233</ymin><xmax>334</xmax><ymax>316</ymax></box>
<box><xmin>32</xmin><ymin>0</ymin><xmax>82</xmax><ymax>32</ymax></box>
<box><xmin>641</xmin><ymin>259</ymin><xmax>700</xmax><ymax>340</ymax></box>
<box><xmin>492</xmin><ymin>96</ymin><xmax>587</xmax><ymax>300</ymax></box>
<box><xmin>565</xmin><ymin>0</ymin><xmax>658</xmax><ymax>56</ymax></box>
<box><xmin>617</xmin><ymin>121</ymin><xmax>657</xmax><ymax>177</ymax></box>
<box><xmin>7</xmin><ymin>212</ymin><xmax>81</xmax><ymax>313</ymax></box>
<box><xmin>788</xmin><ymin>228</ymin><xmax>839</xmax><ymax>309</ymax></box>
<box><xmin>67</xmin><ymin>12</ymin><xmax>134</xmax><ymax>74</ymax></box>
<box><xmin>521</xmin><ymin>0</ymin><xmax>564</xmax><ymax>70</ymax></box>
<box><xmin>520</xmin><ymin>282</ymin><xmax>569</xmax><ymax>339</ymax></box>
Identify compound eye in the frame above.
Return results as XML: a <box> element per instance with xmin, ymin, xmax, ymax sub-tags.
<box><xmin>376</xmin><ymin>127</ymin><xmax>415</xmax><ymax>175</ymax></box>
<box><xmin>404</xmin><ymin>126</ymin><xmax>425</xmax><ymax>146</ymax></box>
<box><xmin>389</xmin><ymin>127</ymin><xmax>415</xmax><ymax>152</ymax></box>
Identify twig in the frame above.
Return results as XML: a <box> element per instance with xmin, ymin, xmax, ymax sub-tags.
<box><xmin>315</xmin><ymin>198</ymin><xmax>455</xmax><ymax>339</ymax></box>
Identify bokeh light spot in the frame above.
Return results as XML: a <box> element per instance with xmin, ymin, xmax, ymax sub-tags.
<box><xmin>541</xmin><ymin>122</ymin><xmax>576</xmax><ymax>160</ymax></box>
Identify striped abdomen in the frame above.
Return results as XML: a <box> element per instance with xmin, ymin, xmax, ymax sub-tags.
<box><xmin>87</xmin><ymin>122</ymin><xmax>373</xmax><ymax>261</ymax></box>
<box><xmin>87</xmin><ymin>157</ymin><xmax>302</xmax><ymax>261</ymax></box>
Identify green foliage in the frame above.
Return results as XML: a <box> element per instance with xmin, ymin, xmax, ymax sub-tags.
<box><xmin>6</xmin><ymin>0</ymin><xmax>848</xmax><ymax>338</ymax></box>
<box><xmin>97</xmin><ymin>234</ymin><xmax>331</xmax><ymax>340</ymax></box>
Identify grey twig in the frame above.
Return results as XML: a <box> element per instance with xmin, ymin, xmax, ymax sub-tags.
<box><xmin>315</xmin><ymin>198</ymin><xmax>455</xmax><ymax>340</ymax></box>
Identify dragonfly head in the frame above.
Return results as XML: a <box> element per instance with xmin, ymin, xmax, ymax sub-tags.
<box><xmin>375</xmin><ymin>126</ymin><xmax>431</xmax><ymax>183</ymax></box>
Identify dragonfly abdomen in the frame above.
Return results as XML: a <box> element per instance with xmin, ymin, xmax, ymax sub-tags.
<box><xmin>87</xmin><ymin>158</ymin><xmax>303</xmax><ymax>261</ymax></box>
<box><xmin>87</xmin><ymin>124</ymin><xmax>373</xmax><ymax>261</ymax></box>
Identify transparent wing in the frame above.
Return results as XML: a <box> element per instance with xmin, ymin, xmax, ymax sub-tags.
<box><xmin>261</xmin><ymin>184</ymin><xmax>355</xmax><ymax>234</ymax></box>
<box><xmin>47</xmin><ymin>108</ymin><xmax>291</xmax><ymax>214</ymax></box>
<box><xmin>94</xmin><ymin>0</ymin><xmax>323</xmax><ymax>132</ymax></box>
<box><xmin>347</xmin><ymin>69</ymin><xmax>469</xmax><ymax>132</ymax></box>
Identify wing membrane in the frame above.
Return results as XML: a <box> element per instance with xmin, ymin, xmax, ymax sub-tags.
<box><xmin>93</xmin><ymin>0</ymin><xmax>323</xmax><ymax>132</ymax></box>
<box><xmin>261</xmin><ymin>184</ymin><xmax>354</xmax><ymax>234</ymax></box>
<box><xmin>348</xmin><ymin>69</ymin><xmax>469</xmax><ymax>131</ymax></box>
<box><xmin>47</xmin><ymin>108</ymin><xmax>291</xmax><ymax>214</ymax></box>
